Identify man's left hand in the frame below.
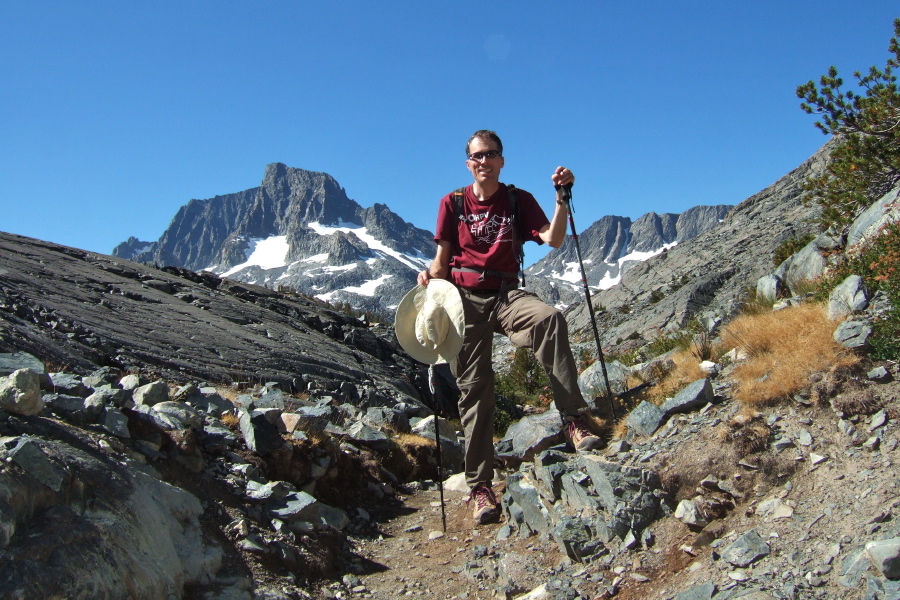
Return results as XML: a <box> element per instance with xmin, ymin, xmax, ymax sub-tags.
<box><xmin>551</xmin><ymin>166</ymin><xmax>575</xmax><ymax>188</ymax></box>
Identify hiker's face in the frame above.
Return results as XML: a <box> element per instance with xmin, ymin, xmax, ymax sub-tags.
<box><xmin>466</xmin><ymin>137</ymin><xmax>504</xmax><ymax>186</ymax></box>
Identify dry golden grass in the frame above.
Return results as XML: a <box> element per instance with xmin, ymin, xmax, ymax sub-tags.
<box><xmin>220</xmin><ymin>412</ymin><xmax>240</xmax><ymax>428</ymax></box>
<box><xmin>643</xmin><ymin>349</ymin><xmax>707</xmax><ymax>404</ymax></box>
<box><xmin>721</xmin><ymin>302</ymin><xmax>858</xmax><ymax>406</ymax></box>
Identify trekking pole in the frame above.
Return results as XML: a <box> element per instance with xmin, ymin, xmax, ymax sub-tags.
<box><xmin>427</xmin><ymin>365</ymin><xmax>447</xmax><ymax>532</ymax></box>
<box><xmin>556</xmin><ymin>183</ymin><xmax>616</xmax><ymax>420</ymax></box>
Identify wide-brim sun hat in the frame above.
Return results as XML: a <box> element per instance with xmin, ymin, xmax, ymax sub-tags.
<box><xmin>395</xmin><ymin>279</ymin><xmax>465</xmax><ymax>365</ymax></box>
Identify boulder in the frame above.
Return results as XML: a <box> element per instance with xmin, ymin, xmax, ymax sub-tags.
<box><xmin>721</xmin><ymin>530</ymin><xmax>770</xmax><ymax>567</ymax></box>
<box><xmin>785</xmin><ymin>240</ymin><xmax>826</xmax><ymax>294</ymax></box>
<box><xmin>496</xmin><ymin>408</ymin><xmax>565</xmax><ymax>466</ymax></box>
<box><xmin>661</xmin><ymin>379</ymin><xmax>714</xmax><ymax>415</ymax></box>
<box><xmin>0</xmin><ymin>352</ymin><xmax>45</xmax><ymax>377</ymax></box>
<box><xmin>625</xmin><ymin>401</ymin><xmax>666</xmax><ymax>436</ymax></box>
<box><xmin>0</xmin><ymin>369</ymin><xmax>44</xmax><ymax>416</ymax></box>
<box><xmin>132</xmin><ymin>381</ymin><xmax>170</xmax><ymax>407</ymax></box>
<box><xmin>847</xmin><ymin>185</ymin><xmax>900</xmax><ymax>248</ymax></box>
<box><xmin>833</xmin><ymin>319</ymin><xmax>873</xmax><ymax>350</ymax></box>
<box><xmin>827</xmin><ymin>275</ymin><xmax>869</xmax><ymax>320</ymax></box>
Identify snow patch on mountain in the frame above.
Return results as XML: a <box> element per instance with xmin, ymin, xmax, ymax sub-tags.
<box><xmin>307</xmin><ymin>221</ymin><xmax>429</xmax><ymax>272</ymax></box>
<box><xmin>221</xmin><ymin>236</ymin><xmax>289</xmax><ymax>277</ymax></box>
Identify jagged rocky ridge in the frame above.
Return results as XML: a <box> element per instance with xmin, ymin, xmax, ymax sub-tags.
<box><xmin>525</xmin><ymin>205</ymin><xmax>732</xmax><ymax>308</ymax></box>
<box><xmin>113</xmin><ymin>164</ymin><xmax>435</xmax><ymax>315</ymax></box>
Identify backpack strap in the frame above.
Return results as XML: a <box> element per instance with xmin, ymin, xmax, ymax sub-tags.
<box><xmin>506</xmin><ymin>184</ymin><xmax>525</xmax><ymax>287</ymax></box>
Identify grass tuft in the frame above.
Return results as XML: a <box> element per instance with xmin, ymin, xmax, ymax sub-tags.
<box><xmin>721</xmin><ymin>303</ymin><xmax>858</xmax><ymax>406</ymax></box>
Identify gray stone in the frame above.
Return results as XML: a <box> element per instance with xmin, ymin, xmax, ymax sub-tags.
<box><xmin>503</xmin><ymin>472</ymin><xmax>552</xmax><ymax>535</ymax></box>
<box><xmin>0</xmin><ymin>352</ymin><xmax>45</xmax><ymax>376</ymax></box>
<box><xmin>202</xmin><ymin>423</ymin><xmax>239</xmax><ymax>450</ymax></box>
<box><xmin>840</xmin><ymin>547</ymin><xmax>873</xmax><ymax>588</ymax></box>
<box><xmin>580</xmin><ymin>454</ymin><xmax>662</xmax><ymax>538</ymax></box>
<box><xmin>102</xmin><ymin>407</ymin><xmax>131</xmax><ymax>438</ymax></box>
<box><xmin>345</xmin><ymin>421</ymin><xmax>390</xmax><ymax>450</ymax></box>
<box><xmin>239</xmin><ymin>410</ymin><xmax>284</xmax><ymax>456</ymax></box>
<box><xmin>868</xmin><ymin>366</ymin><xmax>891</xmax><ymax>382</ymax></box>
<box><xmin>560</xmin><ymin>470</ymin><xmax>601</xmax><ymax>514</ymax></box>
<box><xmin>43</xmin><ymin>393</ymin><xmax>89</xmax><ymax>415</ymax></box>
<box><xmin>625</xmin><ymin>401</ymin><xmax>666</xmax><ymax>436</ymax></box>
<box><xmin>81</xmin><ymin>366</ymin><xmax>122</xmax><ymax>389</ymax></box>
<box><xmin>132</xmin><ymin>380</ymin><xmax>170</xmax><ymax>407</ymax></box>
<box><xmin>152</xmin><ymin>401</ymin><xmax>204</xmax><ymax>430</ymax></box>
<box><xmin>48</xmin><ymin>372</ymin><xmax>90</xmax><ymax>397</ymax></box>
<box><xmin>834</xmin><ymin>319</ymin><xmax>873</xmax><ymax>350</ymax></box>
<box><xmin>5</xmin><ymin>437</ymin><xmax>67</xmax><ymax>492</ymax></box>
<box><xmin>118</xmin><ymin>373</ymin><xmax>147</xmax><ymax>391</ymax></box>
<box><xmin>676</xmin><ymin>581</ymin><xmax>716</xmax><ymax>600</ymax></box>
<box><xmin>721</xmin><ymin>530</ymin><xmax>770</xmax><ymax>567</ymax></box>
<box><xmin>866</xmin><ymin>538</ymin><xmax>900</xmax><ymax>579</ymax></box>
<box><xmin>86</xmin><ymin>387</ymin><xmax>130</xmax><ymax>408</ymax></box>
<box><xmin>268</xmin><ymin>492</ymin><xmax>348</xmax><ymax>530</ymax></box>
<box><xmin>864</xmin><ymin>573</ymin><xmax>900</xmax><ymax>600</ymax></box>
<box><xmin>785</xmin><ymin>240</ymin><xmax>826</xmax><ymax>295</ymax></box>
<box><xmin>410</xmin><ymin>415</ymin><xmax>455</xmax><ymax>440</ymax></box>
<box><xmin>579</xmin><ymin>359</ymin><xmax>629</xmax><ymax>397</ymax></box>
<box><xmin>0</xmin><ymin>369</ymin><xmax>44</xmax><ymax>416</ymax></box>
<box><xmin>534</xmin><ymin>449</ymin><xmax>571</xmax><ymax>503</ymax></box>
<box><xmin>674</xmin><ymin>499</ymin><xmax>708</xmax><ymax>528</ymax></box>
<box><xmin>365</xmin><ymin>406</ymin><xmax>410</xmax><ymax>433</ymax></box>
<box><xmin>255</xmin><ymin>388</ymin><xmax>285</xmax><ymax>410</ymax></box>
<box><xmin>847</xmin><ymin>185</ymin><xmax>900</xmax><ymax>248</ymax></box>
<box><xmin>294</xmin><ymin>405</ymin><xmax>333</xmax><ymax>432</ymax></box>
<box><xmin>661</xmin><ymin>379</ymin><xmax>714</xmax><ymax>415</ymax></box>
<box><xmin>551</xmin><ymin>516</ymin><xmax>601</xmax><ymax>562</ymax></box>
<box><xmin>247</xmin><ymin>480</ymin><xmax>292</xmax><ymax>501</ymax></box>
<box><xmin>828</xmin><ymin>275</ymin><xmax>869</xmax><ymax>320</ymax></box>
<box><xmin>496</xmin><ymin>408</ymin><xmax>565</xmax><ymax>466</ymax></box>
<box><xmin>756</xmin><ymin>274</ymin><xmax>782</xmax><ymax>303</ymax></box>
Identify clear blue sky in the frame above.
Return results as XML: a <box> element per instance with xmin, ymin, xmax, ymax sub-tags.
<box><xmin>1</xmin><ymin>2</ymin><xmax>897</xmax><ymax>265</ymax></box>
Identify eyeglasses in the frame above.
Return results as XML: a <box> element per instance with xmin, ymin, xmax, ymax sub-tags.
<box><xmin>467</xmin><ymin>150</ymin><xmax>502</xmax><ymax>162</ymax></box>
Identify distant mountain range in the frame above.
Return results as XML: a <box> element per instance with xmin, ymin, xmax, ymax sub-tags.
<box><xmin>112</xmin><ymin>165</ymin><xmax>732</xmax><ymax>315</ymax></box>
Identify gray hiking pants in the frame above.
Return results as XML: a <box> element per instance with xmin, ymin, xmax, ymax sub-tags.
<box><xmin>450</xmin><ymin>287</ymin><xmax>589</xmax><ymax>489</ymax></box>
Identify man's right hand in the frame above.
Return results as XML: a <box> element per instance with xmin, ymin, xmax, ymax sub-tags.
<box><xmin>417</xmin><ymin>270</ymin><xmax>432</xmax><ymax>286</ymax></box>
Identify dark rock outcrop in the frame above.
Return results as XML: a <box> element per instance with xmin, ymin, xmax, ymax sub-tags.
<box><xmin>0</xmin><ymin>232</ymin><xmax>426</xmax><ymax>406</ymax></box>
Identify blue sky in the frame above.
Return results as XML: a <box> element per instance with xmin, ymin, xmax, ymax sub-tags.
<box><xmin>1</xmin><ymin>2</ymin><xmax>897</xmax><ymax>266</ymax></box>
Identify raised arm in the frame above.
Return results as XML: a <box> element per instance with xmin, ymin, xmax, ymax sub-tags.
<box><xmin>538</xmin><ymin>167</ymin><xmax>575</xmax><ymax>248</ymax></box>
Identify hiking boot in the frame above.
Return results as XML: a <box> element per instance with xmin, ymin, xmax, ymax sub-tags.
<box><xmin>468</xmin><ymin>483</ymin><xmax>500</xmax><ymax>525</ymax></box>
<box><xmin>564</xmin><ymin>416</ymin><xmax>603</xmax><ymax>451</ymax></box>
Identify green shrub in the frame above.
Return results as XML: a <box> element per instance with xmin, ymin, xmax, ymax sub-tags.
<box><xmin>797</xmin><ymin>18</ymin><xmax>900</xmax><ymax>232</ymax></box>
<box><xmin>819</xmin><ymin>220</ymin><xmax>900</xmax><ymax>359</ymax></box>
<box><xmin>494</xmin><ymin>347</ymin><xmax>550</xmax><ymax>406</ymax></box>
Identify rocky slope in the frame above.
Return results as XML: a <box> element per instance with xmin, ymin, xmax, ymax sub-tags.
<box><xmin>563</xmin><ymin>139</ymin><xmax>838</xmax><ymax>349</ymax></box>
<box><xmin>2</xmin><ymin>231</ymin><xmax>423</xmax><ymax>400</ymax></box>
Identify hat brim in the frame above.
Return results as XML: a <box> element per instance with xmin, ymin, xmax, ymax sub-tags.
<box><xmin>395</xmin><ymin>280</ymin><xmax>465</xmax><ymax>365</ymax></box>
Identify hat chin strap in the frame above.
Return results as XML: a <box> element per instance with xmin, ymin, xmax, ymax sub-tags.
<box><xmin>415</xmin><ymin>299</ymin><xmax>449</xmax><ymax>351</ymax></box>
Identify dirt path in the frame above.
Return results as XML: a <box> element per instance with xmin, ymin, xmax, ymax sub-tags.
<box><xmin>329</xmin><ymin>485</ymin><xmax>559</xmax><ymax>600</ymax></box>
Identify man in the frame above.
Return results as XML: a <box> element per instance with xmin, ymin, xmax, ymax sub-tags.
<box><xmin>417</xmin><ymin>130</ymin><xmax>602</xmax><ymax>525</ymax></box>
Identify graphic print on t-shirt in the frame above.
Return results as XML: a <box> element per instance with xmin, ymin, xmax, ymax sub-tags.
<box><xmin>469</xmin><ymin>213</ymin><xmax>512</xmax><ymax>246</ymax></box>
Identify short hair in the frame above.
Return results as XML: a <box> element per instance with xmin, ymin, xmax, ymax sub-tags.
<box><xmin>466</xmin><ymin>130</ymin><xmax>503</xmax><ymax>156</ymax></box>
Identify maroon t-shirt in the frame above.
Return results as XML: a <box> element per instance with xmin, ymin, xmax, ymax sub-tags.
<box><xmin>434</xmin><ymin>183</ymin><xmax>549</xmax><ymax>290</ymax></box>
